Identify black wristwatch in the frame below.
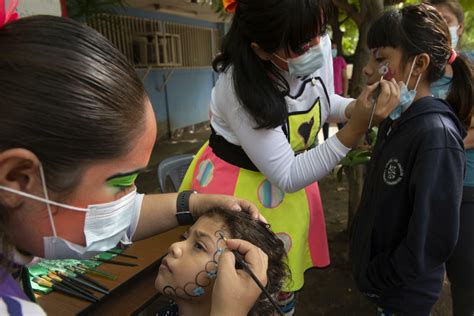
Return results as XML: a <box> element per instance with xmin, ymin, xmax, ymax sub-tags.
<box><xmin>176</xmin><ymin>190</ymin><xmax>196</xmax><ymax>226</ymax></box>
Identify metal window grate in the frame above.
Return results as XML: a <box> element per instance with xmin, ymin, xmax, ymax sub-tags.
<box><xmin>86</xmin><ymin>14</ymin><xmax>220</xmax><ymax>68</ymax></box>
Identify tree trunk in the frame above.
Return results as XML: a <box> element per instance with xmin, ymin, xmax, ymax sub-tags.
<box><xmin>329</xmin><ymin>5</ymin><xmax>344</xmax><ymax>55</ymax></box>
<box><xmin>349</xmin><ymin>0</ymin><xmax>384</xmax><ymax>97</ymax></box>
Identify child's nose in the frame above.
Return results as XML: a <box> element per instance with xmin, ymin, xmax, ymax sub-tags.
<box><xmin>168</xmin><ymin>242</ymin><xmax>183</xmax><ymax>258</ymax></box>
<box><xmin>363</xmin><ymin>64</ymin><xmax>372</xmax><ymax>78</ymax></box>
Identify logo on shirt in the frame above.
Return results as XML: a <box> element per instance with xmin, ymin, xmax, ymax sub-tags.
<box><xmin>383</xmin><ymin>158</ymin><xmax>404</xmax><ymax>185</ymax></box>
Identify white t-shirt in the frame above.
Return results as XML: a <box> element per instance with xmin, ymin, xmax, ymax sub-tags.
<box><xmin>210</xmin><ymin>35</ymin><xmax>352</xmax><ymax>192</ymax></box>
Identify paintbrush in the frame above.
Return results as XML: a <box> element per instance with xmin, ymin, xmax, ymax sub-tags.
<box><xmin>220</xmin><ymin>234</ymin><xmax>284</xmax><ymax>316</ymax></box>
<box><xmin>56</xmin><ymin>270</ymin><xmax>110</xmax><ymax>295</ymax></box>
<box><xmin>33</xmin><ymin>277</ymin><xmax>97</xmax><ymax>303</ymax></box>
<box><xmin>65</xmin><ymin>266</ymin><xmax>111</xmax><ymax>291</ymax></box>
<box><xmin>92</xmin><ymin>258</ymin><xmax>138</xmax><ymax>267</ymax></box>
<box><xmin>368</xmin><ymin>62</ymin><xmax>394</xmax><ymax>130</ymax></box>
<box><xmin>43</xmin><ymin>274</ymin><xmax>99</xmax><ymax>302</ymax></box>
<box><xmin>77</xmin><ymin>264</ymin><xmax>118</xmax><ymax>280</ymax></box>
<box><xmin>105</xmin><ymin>250</ymin><xmax>138</xmax><ymax>259</ymax></box>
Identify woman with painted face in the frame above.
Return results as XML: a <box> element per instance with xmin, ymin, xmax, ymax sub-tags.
<box><xmin>424</xmin><ymin>1</ymin><xmax>474</xmax><ymax>315</ymax></box>
<box><xmin>0</xmin><ymin>11</ymin><xmax>269</xmax><ymax>316</ymax></box>
<box><xmin>179</xmin><ymin>0</ymin><xmax>400</xmax><ymax>313</ymax></box>
<box><xmin>350</xmin><ymin>4</ymin><xmax>473</xmax><ymax>315</ymax></box>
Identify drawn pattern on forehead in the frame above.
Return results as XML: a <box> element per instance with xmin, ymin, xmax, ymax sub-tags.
<box><xmin>162</xmin><ymin>229</ymin><xmax>227</xmax><ymax>300</ymax></box>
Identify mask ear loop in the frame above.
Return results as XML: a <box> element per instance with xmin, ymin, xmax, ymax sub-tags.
<box><xmin>272</xmin><ymin>53</ymin><xmax>288</xmax><ymax>65</ymax></box>
<box><xmin>39</xmin><ymin>164</ymin><xmax>58</xmax><ymax>238</ymax></box>
<box><xmin>405</xmin><ymin>55</ymin><xmax>420</xmax><ymax>90</ymax></box>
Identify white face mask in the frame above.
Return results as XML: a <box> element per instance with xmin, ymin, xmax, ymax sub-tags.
<box><xmin>273</xmin><ymin>39</ymin><xmax>326</xmax><ymax>77</ymax></box>
<box><xmin>449</xmin><ymin>25</ymin><xmax>459</xmax><ymax>49</ymax></box>
<box><xmin>0</xmin><ymin>165</ymin><xmax>143</xmax><ymax>259</ymax></box>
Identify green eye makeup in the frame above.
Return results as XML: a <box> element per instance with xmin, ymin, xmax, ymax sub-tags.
<box><xmin>106</xmin><ymin>173</ymin><xmax>139</xmax><ymax>188</ymax></box>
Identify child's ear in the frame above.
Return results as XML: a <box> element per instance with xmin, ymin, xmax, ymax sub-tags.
<box><xmin>413</xmin><ymin>53</ymin><xmax>430</xmax><ymax>76</ymax></box>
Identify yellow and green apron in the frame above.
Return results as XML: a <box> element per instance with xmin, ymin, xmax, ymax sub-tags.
<box><xmin>180</xmin><ymin>97</ymin><xmax>329</xmax><ymax>292</ymax></box>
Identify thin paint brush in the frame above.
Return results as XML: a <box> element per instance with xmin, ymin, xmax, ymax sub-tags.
<box><xmin>92</xmin><ymin>258</ymin><xmax>138</xmax><ymax>267</ymax></box>
<box><xmin>33</xmin><ymin>277</ymin><xmax>97</xmax><ymax>303</ymax></box>
<box><xmin>65</xmin><ymin>267</ymin><xmax>110</xmax><ymax>291</ymax></box>
<box><xmin>105</xmin><ymin>250</ymin><xmax>138</xmax><ymax>259</ymax></box>
<box><xmin>43</xmin><ymin>274</ymin><xmax>99</xmax><ymax>302</ymax></box>
<box><xmin>56</xmin><ymin>271</ymin><xmax>110</xmax><ymax>295</ymax></box>
<box><xmin>220</xmin><ymin>234</ymin><xmax>284</xmax><ymax>316</ymax></box>
<box><xmin>77</xmin><ymin>264</ymin><xmax>118</xmax><ymax>280</ymax></box>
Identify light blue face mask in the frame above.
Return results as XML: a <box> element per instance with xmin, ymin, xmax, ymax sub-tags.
<box><xmin>431</xmin><ymin>74</ymin><xmax>452</xmax><ymax>99</ymax></box>
<box><xmin>273</xmin><ymin>39</ymin><xmax>326</xmax><ymax>77</ymax></box>
<box><xmin>389</xmin><ymin>56</ymin><xmax>422</xmax><ymax>120</ymax></box>
<box><xmin>449</xmin><ymin>25</ymin><xmax>459</xmax><ymax>49</ymax></box>
<box><xmin>332</xmin><ymin>48</ymin><xmax>338</xmax><ymax>58</ymax></box>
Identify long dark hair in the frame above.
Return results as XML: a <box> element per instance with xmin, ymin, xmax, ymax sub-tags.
<box><xmin>367</xmin><ymin>3</ymin><xmax>473</xmax><ymax>127</ymax></box>
<box><xmin>0</xmin><ymin>16</ymin><xmax>148</xmax><ymax>262</ymax></box>
<box><xmin>213</xmin><ymin>0</ymin><xmax>331</xmax><ymax>129</ymax></box>
<box><xmin>202</xmin><ymin>208</ymin><xmax>289</xmax><ymax>316</ymax></box>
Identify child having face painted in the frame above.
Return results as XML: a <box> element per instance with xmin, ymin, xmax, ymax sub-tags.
<box><xmin>350</xmin><ymin>3</ymin><xmax>473</xmax><ymax>316</ymax></box>
<box><xmin>155</xmin><ymin>208</ymin><xmax>289</xmax><ymax>316</ymax></box>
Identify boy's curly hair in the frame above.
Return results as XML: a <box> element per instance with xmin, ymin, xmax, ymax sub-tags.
<box><xmin>202</xmin><ymin>208</ymin><xmax>290</xmax><ymax>316</ymax></box>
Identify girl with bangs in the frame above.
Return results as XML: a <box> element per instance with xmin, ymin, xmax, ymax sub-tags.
<box><xmin>180</xmin><ymin>0</ymin><xmax>400</xmax><ymax>312</ymax></box>
<box><xmin>350</xmin><ymin>3</ymin><xmax>473</xmax><ymax>315</ymax></box>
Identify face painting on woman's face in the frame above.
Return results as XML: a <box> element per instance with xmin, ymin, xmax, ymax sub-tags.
<box><xmin>154</xmin><ymin>216</ymin><xmax>228</xmax><ymax>301</ymax></box>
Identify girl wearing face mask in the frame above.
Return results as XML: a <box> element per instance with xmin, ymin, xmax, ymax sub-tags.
<box><xmin>0</xmin><ymin>7</ymin><xmax>270</xmax><ymax>316</ymax></box>
<box><xmin>179</xmin><ymin>0</ymin><xmax>400</xmax><ymax>312</ymax></box>
<box><xmin>350</xmin><ymin>4</ymin><xmax>473</xmax><ymax>316</ymax></box>
<box><xmin>424</xmin><ymin>1</ymin><xmax>474</xmax><ymax>315</ymax></box>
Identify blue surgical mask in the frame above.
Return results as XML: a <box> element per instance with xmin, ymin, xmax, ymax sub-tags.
<box><xmin>273</xmin><ymin>40</ymin><xmax>326</xmax><ymax>77</ymax></box>
<box><xmin>449</xmin><ymin>25</ymin><xmax>459</xmax><ymax>49</ymax></box>
<box><xmin>431</xmin><ymin>74</ymin><xmax>452</xmax><ymax>99</ymax></box>
<box><xmin>332</xmin><ymin>48</ymin><xmax>338</xmax><ymax>58</ymax></box>
<box><xmin>389</xmin><ymin>56</ymin><xmax>421</xmax><ymax>120</ymax></box>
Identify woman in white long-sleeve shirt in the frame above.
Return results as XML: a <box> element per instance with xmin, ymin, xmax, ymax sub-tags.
<box><xmin>180</xmin><ymin>0</ymin><xmax>400</xmax><ymax>313</ymax></box>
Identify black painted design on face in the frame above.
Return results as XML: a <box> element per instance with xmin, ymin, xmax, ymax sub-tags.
<box><xmin>161</xmin><ymin>229</ymin><xmax>227</xmax><ymax>300</ymax></box>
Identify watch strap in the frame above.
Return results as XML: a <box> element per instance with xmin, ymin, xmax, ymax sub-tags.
<box><xmin>176</xmin><ymin>190</ymin><xmax>196</xmax><ymax>225</ymax></box>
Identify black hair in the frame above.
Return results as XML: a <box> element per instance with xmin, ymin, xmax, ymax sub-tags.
<box><xmin>213</xmin><ymin>0</ymin><xmax>331</xmax><ymax>129</ymax></box>
<box><xmin>367</xmin><ymin>3</ymin><xmax>473</xmax><ymax>128</ymax></box>
<box><xmin>0</xmin><ymin>16</ymin><xmax>148</xmax><ymax>263</ymax></box>
<box><xmin>202</xmin><ymin>208</ymin><xmax>290</xmax><ymax>316</ymax></box>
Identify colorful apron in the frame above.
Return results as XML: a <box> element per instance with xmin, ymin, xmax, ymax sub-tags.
<box><xmin>181</xmin><ymin>81</ymin><xmax>330</xmax><ymax>292</ymax></box>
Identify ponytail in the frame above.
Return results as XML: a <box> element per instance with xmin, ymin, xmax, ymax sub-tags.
<box><xmin>447</xmin><ymin>54</ymin><xmax>474</xmax><ymax>128</ymax></box>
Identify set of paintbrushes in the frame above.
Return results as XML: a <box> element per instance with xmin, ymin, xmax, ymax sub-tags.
<box><xmin>33</xmin><ymin>270</ymin><xmax>109</xmax><ymax>303</ymax></box>
<box><xmin>32</xmin><ymin>249</ymin><xmax>139</xmax><ymax>303</ymax></box>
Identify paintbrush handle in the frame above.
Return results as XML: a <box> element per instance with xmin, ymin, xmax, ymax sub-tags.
<box><xmin>62</xmin><ymin>273</ymin><xmax>109</xmax><ymax>295</ymax></box>
<box><xmin>53</xmin><ymin>282</ymin><xmax>98</xmax><ymax>303</ymax></box>
<box><xmin>106</xmin><ymin>250</ymin><xmax>138</xmax><ymax>259</ymax></box>
<box><xmin>232</xmin><ymin>251</ymin><xmax>284</xmax><ymax>316</ymax></box>
<box><xmin>94</xmin><ymin>258</ymin><xmax>138</xmax><ymax>267</ymax></box>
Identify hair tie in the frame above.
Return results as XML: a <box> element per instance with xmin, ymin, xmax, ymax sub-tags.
<box><xmin>0</xmin><ymin>0</ymin><xmax>19</xmax><ymax>28</ymax></box>
<box><xmin>447</xmin><ymin>49</ymin><xmax>457</xmax><ymax>65</ymax></box>
<box><xmin>223</xmin><ymin>0</ymin><xmax>237</xmax><ymax>13</ymax></box>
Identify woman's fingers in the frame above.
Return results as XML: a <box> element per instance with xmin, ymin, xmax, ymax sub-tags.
<box><xmin>211</xmin><ymin>239</ymin><xmax>268</xmax><ymax>316</ymax></box>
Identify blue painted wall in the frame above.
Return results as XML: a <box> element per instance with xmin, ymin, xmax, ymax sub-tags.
<box><xmin>124</xmin><ymin>7</ymin><xmax>221</xmax><ymax>139</ymax></box>
<box><xmin>137</xmin><ymin>68</ymin><xmax>217</xmax><ymax>138</ymax></box>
